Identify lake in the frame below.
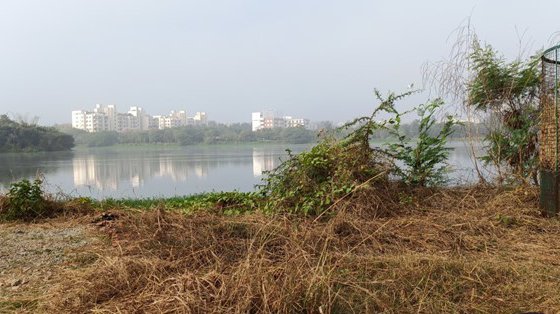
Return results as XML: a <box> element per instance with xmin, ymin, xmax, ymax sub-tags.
<box><xmin>0</xmin><ymin>141</ymin><xmax>488</xmax><ymax>199</ymax></box>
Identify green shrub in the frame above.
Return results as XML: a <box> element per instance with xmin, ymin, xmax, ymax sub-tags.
<box><xmin>258</xmin><ymin>90</ymin><xmax>411</xmax><ymax>215</ymax></box>
<box><xmin>259</xmin><ymin>90</ymin><xmax>458</xmax><ymax>215</ymax></box>
<box><xmin>96</xmin><ymin>191</ymin><xmax>259</xmax><ymax>215</ymax></box>
<box><xmin>1</xmin><ymin>178</ymin><xmax>50</xmax><ymax>221</ymax></box>
<box><xmin>259</xmin><ymin>138</ymin><xmax>387</xmax><ymax>215</ymax></box>
<box><xmin>467</xmin><ymin>44</ymin><xmax>539</xmax><ymax>184</ymax></box>
<box><xmin>385</xmin><ymin>99</ymin><xmax>459</xmax><ymax>186</ymax></box>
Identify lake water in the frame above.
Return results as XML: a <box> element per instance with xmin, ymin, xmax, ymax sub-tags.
<box><xmin>0</xmin><ymin>141</ymin><xmax>488</xmax><ymax>199</ymax></box>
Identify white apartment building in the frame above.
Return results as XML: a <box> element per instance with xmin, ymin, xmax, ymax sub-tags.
<box><xmin>284</xmin><ymin>116</ymin><xmax>310</xmax><ymax>128</ymax></box>
<box><xmin>153</xmin><ymin>110</ymin><xmax>187</xmax><ymax>129</ymax></box>
<box><xmin>116</xmin><ymin>113</ymin><xmax>139</xmax><ymax>132</ymax></box>
<box><xmin>94</xmin><ymin>104</ymin><xmax>117</xmax><ymax>130</ymax></box>
<box><xmin>128</xmin><ymin>106</ymin><xmax>155</xmax><ymax>130</ymax></box>
<box><xmin>153</xmin><ymin>111</ymin><xmax>208</xmax><ymax>129</ymax></box>
<box><xmin>72</xmin><ymin>105</ymin><xmax>208</xmax><ymax>132</ymax></box>
<box><xmin>72</xmin><ymin>110</ymin><xmax>109</xmax><ymax>133</ymax></box>
<box><xmin>251</xmin><ymin>111</ymin><xmax>309</xmax><ymax>131</ymax></box>
<box><xmin>193</xmin><ymin>112</ymin><xmax>208</xmax><ymax>125</ymax></box>
<box><xmin>154</xmin><ymin>115</ymin><xmax>181</xmax><ymax>129</ymax></box>
<box><xmin>251</xmin><ymin>112</ymin><xmax>264</xmax><ymax>131</ymax></box>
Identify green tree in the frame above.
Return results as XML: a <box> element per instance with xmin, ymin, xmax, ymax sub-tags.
<box><xmin>0</xmin><ymin>115</ymin><xmax>74</xmax><ymax>152</ymax></box>
<box><xmin>385</xmin><ymin>99</ymin><xmax>458</xmax><ymax>186</ymax></box>
<box><xmin>467</xmin><ymin>43</ymin><xmax>540</xmax><ymax>184</ymax></box>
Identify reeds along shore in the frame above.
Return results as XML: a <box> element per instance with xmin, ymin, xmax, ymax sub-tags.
<box><xmin>36</xmin><ymin>185</ymin><xmax>560</xmax><ymax>313</ymax></box>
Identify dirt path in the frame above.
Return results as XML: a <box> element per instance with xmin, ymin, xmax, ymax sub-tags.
<box><xmin>0</xmin><ymin>218</ymin><xmax>105</xmax><ymax>313</ymax></box>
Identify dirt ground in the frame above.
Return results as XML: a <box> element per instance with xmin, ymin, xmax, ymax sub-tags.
<box><xmin>0</xmin><ymin>217</ymin><xmax>106</xmax><ymax>313</ymax></box>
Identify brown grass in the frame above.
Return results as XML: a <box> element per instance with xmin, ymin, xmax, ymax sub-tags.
<box><xmin>44</xmin><ymin>185</ymin><xmax>560</xmax><ymax>313</ymax></box>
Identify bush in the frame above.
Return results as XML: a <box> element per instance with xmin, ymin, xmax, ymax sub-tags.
<box><xmin>259</xmin><ymin>90</ymin><xmax>458</xmax><ymax>215</ymax></box>
<box><xmin>0</xmin><ymin>178</ymin><xmax>50</xmax><ymax>221</ymax></box>
<box><xmin>385</xmin><ymin>99</ymin><xmax>459</xmax><ymax>186</ymax></box>
<box><xmin>0</xmin><ymin>115</ymin><xmax>74</xmax><ymax>152</ymax></box>
<box><xmin>259</xmin><ymin>138</ymin><xmax>388</xmax><ymax>215</ymax></box>
<box><xmin>467</xmin><ymin>44</ymin><xmax>540</xmax><ymax>184</ymax></box>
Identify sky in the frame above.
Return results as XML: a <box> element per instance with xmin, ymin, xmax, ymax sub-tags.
<box><xmin>0</xmin><ymin>0</ymin><xmax>559</xmax><ymax>125</ymax></box>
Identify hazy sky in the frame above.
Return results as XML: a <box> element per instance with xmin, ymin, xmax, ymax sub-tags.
<box><xmin>0</xmin><ymin>0</ymin><xmax>559</xmax><ymax>125</ymax></box>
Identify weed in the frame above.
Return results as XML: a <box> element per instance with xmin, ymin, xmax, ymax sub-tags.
<box><xmin>0</xmin><ymin>178</ymin><xmax>48</xmax><ymax>221</ymax></box>
<box><xmin>96</xmin><ymin>191</ymin><xmax>260</xmax><ymax>214</ymax></box>
<box><xmin>385</xmin><ymin>99</ymin><xmax>459</xmax><ymax>186</ymax></box>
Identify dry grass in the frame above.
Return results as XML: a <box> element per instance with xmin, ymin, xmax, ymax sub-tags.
<box><xmin>43</xmin><ymin>185</ymin><xmax>560</xmax><ymax>313</ymax></box>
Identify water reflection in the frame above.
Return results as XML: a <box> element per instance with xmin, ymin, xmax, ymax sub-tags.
<box><xmin>252</xmin><ymin>148</ymin><xmax>284</xmax><ymax>176</ymax></box>
<box><xmin>0</xmin><ymin>151</ymin><xmax>73</xmax><ymax>186</ymax></box>
<box><xmin>71</xmin><ymin>154</ymin><xmax>211</xmax><ymax>191</ymax></box>
<box><xmin>0</xmin><ymin>142</ymin><xmax>485</xmax><ymax>199</ymax></box>
<box><xmin>0</xmin><ymin>145</ymin><xmax>308</xmax><ymax>198</ymax></box>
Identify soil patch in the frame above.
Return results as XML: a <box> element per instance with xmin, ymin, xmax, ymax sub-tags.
<box><xmin>0</xmin><ymin>218</ymin><xmax>106</xmax><ymax>313</ymax></box>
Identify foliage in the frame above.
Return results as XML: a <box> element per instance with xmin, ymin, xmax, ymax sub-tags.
<box><xmin>468</xmin><ymin>44</ymin><xmax>539</xmax><ymax>111</ymax></box>
<box><xmin>97</xmin><ymin>191</ymin><xmax>260</xmax><ymax>215</ymax></box>
<box><xmin>60</xmin><ymin>123</ymin><xmax>317</xmax><ymax>147</ymax></box>
<box><xmin>467</xmin><ymin>43</ymin><xmax>540</xmax><ymax>184</ymax></box>
<box><xmin>0</xmin><ymin>115</ymin><xmax>74</xmax><ymax>152</ymax></box>
<box><xmin>59</xmin><ymin>119</ymin><xmax>477</xmax><ymax>149</ymax></box>
<box><xmin>0</xmin><ymin>178</ymin><xmax>47</xmax><ymax>221</ymax></box>
<box><xmin>85</xmin><ymin>131</ymin><xmax>120</xmax><ymax>147</ymax></box>
<box><xmin>259</xmin><ymin>138</ymin><xmax>386</xmax><ymax>215</ymax></box>
<box><xmin>259</xmin><ymin>90</ymin><xmax>458</xmax><ymax>215</ymax></box>
<box><xmin>385</xmin><ymin>99</ymin><xmax>459</xmax><ymax>186</ymax></box>
<box><xmin>479</xmin><ymin>109</ymin><xmax>539</xmax><ymax>181</ymax></box>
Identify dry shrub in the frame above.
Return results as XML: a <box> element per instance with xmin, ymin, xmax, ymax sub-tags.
<box><xmin>45</xmin><ymin>186</ymin><xmax>560</xmax><ymax>313</ymax></box>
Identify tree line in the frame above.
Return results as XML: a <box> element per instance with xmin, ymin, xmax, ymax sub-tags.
<box><xmin>57</xmin><ymin>123</ymin><xmax>317</xmax><ymax>147</ymax></box>
<box><xmin>0</xmin><ymin>114</ymin><xmax>484</xmax><ymax>152</ymax></box>
<box><xmin>55</xmin><ymin>120</ymin><xmax>483</xmax><ymax>148</ymax></box>
<box><xmin>0</xmin><ymin>115</ymin><xmax>74</xmax><ymax>153</ymax></box>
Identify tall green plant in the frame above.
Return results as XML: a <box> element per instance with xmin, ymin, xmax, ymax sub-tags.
<box><xmin>1</xmin><ymin>178</ymin><xmax>47</xmax><ymax>221</ymax></box>
<box><xmin>385</xmin><ymin>99</ymin><xmax>458</xmax><ymax>186</ymax></box>
<box><xmin>467</xmin><ymin>44</ymin><xmax>539</xmax><ymax>184</ymax></box>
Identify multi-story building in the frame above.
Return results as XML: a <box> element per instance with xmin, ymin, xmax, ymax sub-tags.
<box><xmin>71</xmin><ymin>110</ymin><xmax>87</xmax><ymax>130</ymax></box>
<box><xmin>128</xmin><ymin>106</ymin><xmax>154</xmax><ymax>130</ymax></box>
<box><xmin>116</xmin><ymin>113</ymin><xmax>139</xmax><ymax>132</ymax></box>
<box><xmin>154</xmin><ymin>115</ymin><xmax>181</xmax><ymax>129</ymax></box>
<box><xmin>284</xmin><ymin>116</ymin><xmax>310</xmax><ymax>128</ymax></box>
<box><xmin>251</xmin><ymin>112</ymin><xmax>264</xmax><ymax>131</ymax></box>
<box><xmin>72</xmin><ymin>110</ymin><xmax>110</xmax><ymax>133</ymax></box>
<box><xmin>251</xmin><ymin>111</ymin><xmax>309</xmax><ymax>131</ymax></box>
<box><xmin>94</xmin><ymin>104</ymin><xmax>117</xmax><ymax>130</ymax></box>
<box><xmin>193</xmin><ymin>112</ymin><xmax>208</xmax><ymax>125</ymax></box>
<box><xmin>72</xmin><ymin>105</ymin><xmax>208</xmax><ymax>132</ymax></box>
<box><xmin>153</xmin><ymin>110</ymin><xmax>188</xmax><ymax>129</ymax></box>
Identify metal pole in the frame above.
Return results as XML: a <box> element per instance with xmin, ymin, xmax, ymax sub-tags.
<box><xmin>554</xmin><ymin>48</ymin><xmax>559</xmax><ymax>175</ymax></box>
